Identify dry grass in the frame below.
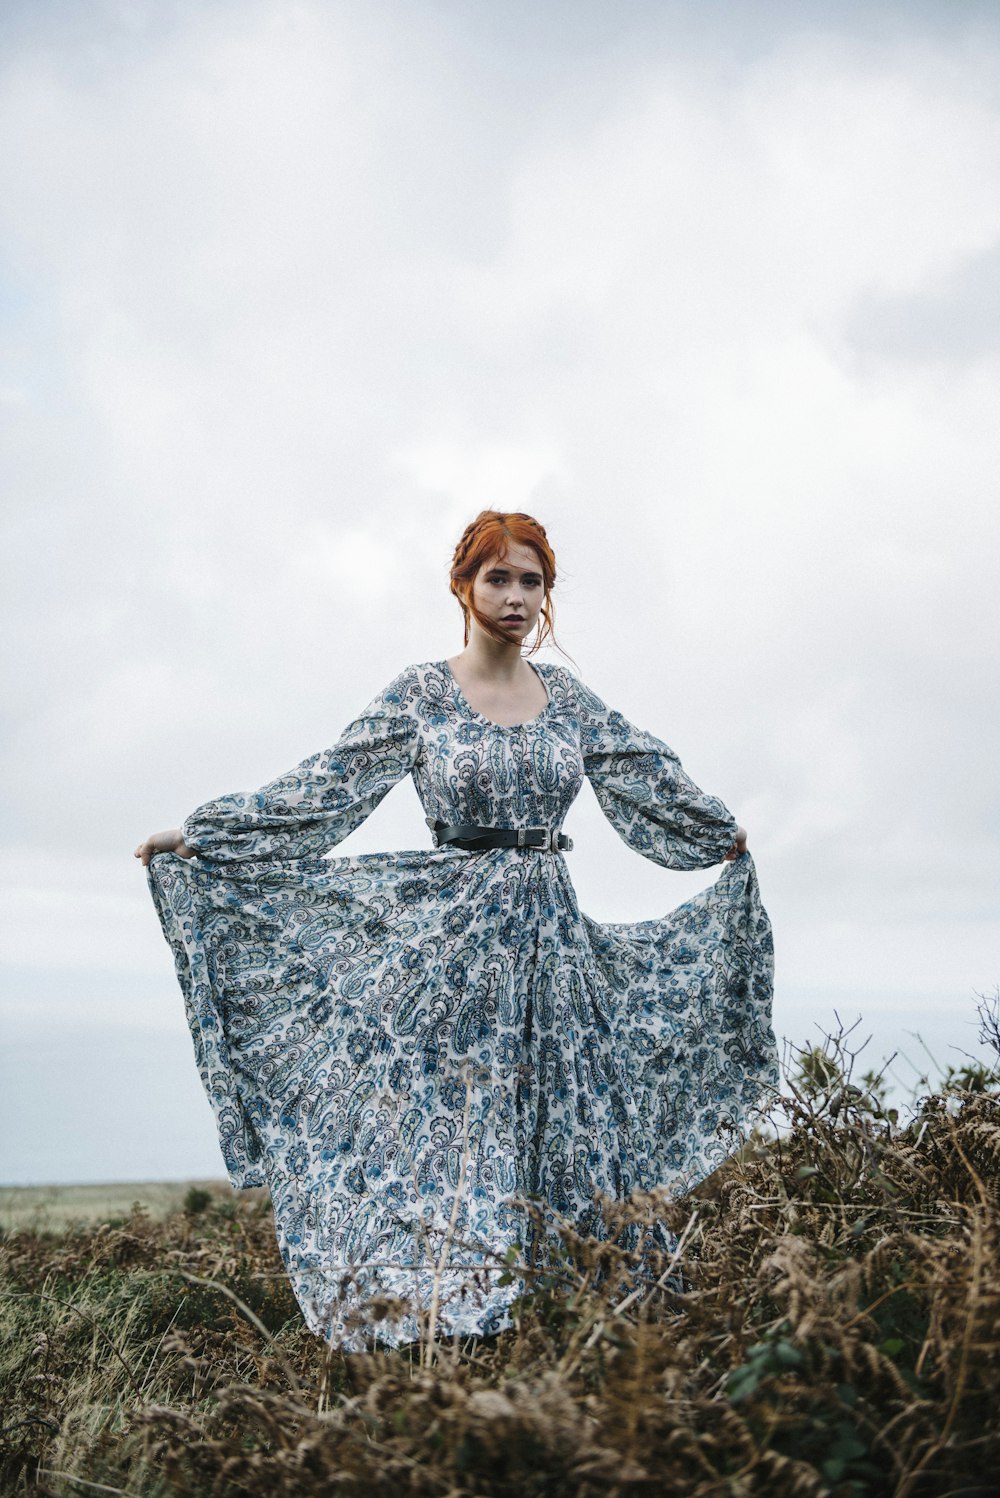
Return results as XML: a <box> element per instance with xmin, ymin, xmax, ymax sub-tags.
<box><xmin>3</xmin><ymin>1002</ymin><xmax>999</xmax><ymax>1497</ymax></box>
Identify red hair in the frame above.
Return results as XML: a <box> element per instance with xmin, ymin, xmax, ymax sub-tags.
<box><xmin>450</xmin><ymin>511</ymin><xmax>558</xmax><ymax>654</ymax></box>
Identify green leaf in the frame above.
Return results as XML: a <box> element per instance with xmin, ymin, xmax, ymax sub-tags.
<box><xmin>725</xmin><ymin>1368</ymin><xmax>759</xmax><ymax>1402</ymax></box>
<box><xmin>832</xmin><ymin>1428</ymin><xmax>867</xmax><ymax>1461</ymax></box>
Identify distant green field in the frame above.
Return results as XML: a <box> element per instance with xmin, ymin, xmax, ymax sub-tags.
<box><xmin>0</xmin><ymin>1178</ymin><xmax>257</xmax><ymax>1231</ymax></box>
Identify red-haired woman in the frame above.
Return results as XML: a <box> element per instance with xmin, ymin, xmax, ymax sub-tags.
<box><xmin>137</xmin><ymin>511</ymin><xmax>776</xmax><ymax>1347</ymax></box>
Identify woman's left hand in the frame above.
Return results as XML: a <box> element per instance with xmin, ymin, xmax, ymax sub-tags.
<box><xmin>134</xmin><ymin>828</ymin><xmax>196</xmax><ymax>867</ymax></box>
<box><xmin>723</xmin><ymin>826</ymin><xmax>748</xmax><ymax>861</ymax></box>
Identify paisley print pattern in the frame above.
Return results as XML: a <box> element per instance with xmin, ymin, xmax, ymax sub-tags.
<box><xmin>146</xmin><ymin>660</ymin><xmax>778</xmax><ymax>1346</ymax></box>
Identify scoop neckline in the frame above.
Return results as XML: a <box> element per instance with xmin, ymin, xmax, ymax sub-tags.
<box><xmin>439</xmin><ymin>658</ymin><xmax>554</xmax><ymax>730</ymax></box>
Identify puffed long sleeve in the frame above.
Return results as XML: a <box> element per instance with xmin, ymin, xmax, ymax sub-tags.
<box><xmin>571</xmin><ymin>674</ymin><xmax>739</xmax><ymax>871</ymax></box>
<box><xmin>180</xmin><ymin>668</ymin><xmax>421</xmax><ymax>864</ymax></box>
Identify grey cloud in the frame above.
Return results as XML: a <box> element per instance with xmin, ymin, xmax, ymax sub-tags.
<box><xmin>845</xmin><ymin>244</ymin><xmax>1000</xmax><ymax>365</ymax></box>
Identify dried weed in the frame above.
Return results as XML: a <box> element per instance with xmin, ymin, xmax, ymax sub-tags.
<box><xmin>3</xmin><ymin>1001</ymin><xmax>1000</xmax><ymax>1496</ymax></box>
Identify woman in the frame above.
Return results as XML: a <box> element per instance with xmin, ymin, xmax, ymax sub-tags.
<box><xmin>136</xmin><ymin>510</ymin><xmax>777</xmax><ymax>1347</ymax></box>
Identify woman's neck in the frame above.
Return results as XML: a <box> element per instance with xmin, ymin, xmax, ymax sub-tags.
<box><xmin>449</xmin><ymin>629</ymin><xmax>526</xmax><ymax>683</ymax></box>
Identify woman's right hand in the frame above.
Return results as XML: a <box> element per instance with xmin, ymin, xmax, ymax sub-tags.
<box><xmin>722</xmin><ymin>826</ymin><xmax>748</xmax><ymax>862</ymax></box>
<box><xmin>134</xmin><ymin>829</ymin><xmax>196</xmax><ymax>867</ymax></box>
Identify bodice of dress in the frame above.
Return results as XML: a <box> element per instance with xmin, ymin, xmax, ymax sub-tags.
<box><xmin>180</xmin><ymin>660</ymin><xmax>740</xmax><ymax>872</ymax></box>
<box><xmin>415</xmin><ymin>660</ymin><xmax>584</xmax><ymax>836</ymax></box>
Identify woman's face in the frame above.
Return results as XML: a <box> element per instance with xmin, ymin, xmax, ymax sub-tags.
<box><xmin>470</xmin><ymin>543</ymin><xmax>546</xmax><ymax>644</ymax></box>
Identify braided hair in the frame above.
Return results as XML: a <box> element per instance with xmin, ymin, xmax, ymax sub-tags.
<box><xmin>449</xmin><ymin>511</ymin><xmax>558</xmax><ymax>655</ymax></box>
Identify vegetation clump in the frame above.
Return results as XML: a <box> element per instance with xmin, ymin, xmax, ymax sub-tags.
<box><xmin>2</xmin><ymin>1003</ymin><xmax>999</xmax><ymax>1496</ymax></box>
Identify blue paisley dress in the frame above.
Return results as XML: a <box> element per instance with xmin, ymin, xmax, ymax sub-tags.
<box><xmin>146</xmin><ymin>659</ymin><xmax>777</xmax><ymax>1345</ymax></box>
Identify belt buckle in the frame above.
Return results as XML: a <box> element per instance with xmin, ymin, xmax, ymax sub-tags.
<box><xmin>517</xmin><ymin>828</ymin><xmax>526</xmax><ymax>848</ymax></box>
<box><xmin>549</xmin><ymin>828</ymin><xmax>560</xmax><ymax>853</ymax></box>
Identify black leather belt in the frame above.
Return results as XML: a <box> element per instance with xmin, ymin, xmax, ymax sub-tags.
<box><xmin>428</xmin><ymin>818</ymin><xmax>573</xmax><ymax>853</ymax></box>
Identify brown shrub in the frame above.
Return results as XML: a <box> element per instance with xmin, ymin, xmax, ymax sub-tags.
<box><xmin>3</xmin><ymin>1015</ymin><xmax>999</xmax><ymax>1497</ymax></box>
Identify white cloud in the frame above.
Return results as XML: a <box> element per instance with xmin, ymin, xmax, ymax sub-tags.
<box><xmin>0</xmin><ymin>849</ymin><xmax>165</xmax><ymax>974</ymax></box>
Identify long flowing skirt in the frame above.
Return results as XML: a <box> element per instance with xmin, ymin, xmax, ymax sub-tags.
<box><xmin>147</xmin><ymin>846</ymin><xmax>776</xmax><ymax>1345</ymax></box>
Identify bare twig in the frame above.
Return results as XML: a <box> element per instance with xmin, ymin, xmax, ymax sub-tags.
<box><xmin>422</xmin><ymin>1063</ymin><xmax>475</xmax><ymax>1366</ymax></box>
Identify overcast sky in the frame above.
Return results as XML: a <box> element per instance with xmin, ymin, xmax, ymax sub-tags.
<box><xmin>2</xmin><ymin>0</ymin><xmax>999</xmax><ymax>1185</ymax></box>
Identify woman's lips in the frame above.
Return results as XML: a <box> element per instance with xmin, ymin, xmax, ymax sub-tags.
<box><xmin>501</xmin><ymin>615</ymin><xmax>525</xmax><ymax>623</ymax></box>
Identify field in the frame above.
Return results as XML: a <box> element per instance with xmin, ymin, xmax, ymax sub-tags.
<box><xmin>0</xmin><ymin>1181</ymin><xmax>259</xmax><ymax>1235</ymax></box>
<box><xmin>2</xmin><ymin>1014</ymin><xmax>999</xmax><ymax>1497</ymax></box>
